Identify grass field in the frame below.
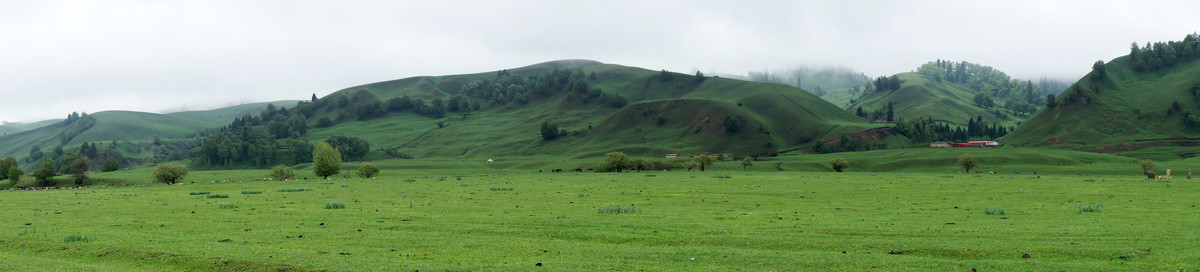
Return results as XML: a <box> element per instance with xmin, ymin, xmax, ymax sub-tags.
<box><xmin>1</xmin><ymin>169</ymin><xmax>1197</xmax><ymax>271</ymax></box>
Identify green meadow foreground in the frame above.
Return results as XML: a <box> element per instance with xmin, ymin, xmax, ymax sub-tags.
<box><xmin>1</xmin><ymin>170</ymin><xmax>1197</xmax><ymax>271</ymax></box>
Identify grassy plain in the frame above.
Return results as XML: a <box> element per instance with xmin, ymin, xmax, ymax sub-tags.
<box><xmin>1</xmin><ymin>168</ymin><xmax>1197</xmax><ymax>271</ymax></box>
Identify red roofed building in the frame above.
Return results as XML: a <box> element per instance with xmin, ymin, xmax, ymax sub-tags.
<box><xmin>965</xmin><ymin>141</ymin><xmax>999</xmax><ymax>147</ymax></box>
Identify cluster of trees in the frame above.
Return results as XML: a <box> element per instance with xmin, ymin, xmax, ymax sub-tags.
<box><xmin>854</xmin><ymin>102</ymin><xmax>894</xmax><ymax>122</ymax></box>
<box><xmin>892</xmin><ymin>117</ymin><xmax>1009</xmax><ymax>143</ymax></box>
<box><xmin>1129</xmin><ymin>33</ymin><xmax>1200</xmax><ymax>72</ymax></box>
<box><xmin>325</xmin><ymin>135</ymin><xmax>370</xmax><ymax>161</ymax></box>
<box><xmin>1180</xmin><ymin>83</ymin><xmax>1200</xmax><ymax>129</ymax></box>
<box><xmin>0</xmin><ymin>157</ymin><xmax>20</xmax><ymax>185</ymax></box>
<box><xmin>57</xmin><ymin>114</ymin><xmax>96</xmax><ymax>145</ymax></box>
<box><xmin>812</xmin><ymin>134</ymin><xmax>887</xmax><ymax>154</ymax></box>
<box><xmin>195</xmin><ymin>104</ymin><xmax>314</xmax><ymax>167</ymax></box>
<box><xmin>872</xmin><ymin>75</ymin><xmax>903</xmax><ymax>92</ymax></box>
<box><xmin>596</xmin><ymin>152</ymin><xmax>715</xmax><ymax>172</ymax></box>
<box><xmin>973</xmin><ymin>93</ymin><xmax>996</xmax><ymax>108</ymax></box>
<box><xmin>916</xmin><ymin>60</ymin><xmax>1045</xmax><ymax>107</ymax></box>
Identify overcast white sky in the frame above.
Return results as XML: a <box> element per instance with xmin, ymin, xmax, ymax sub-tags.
<box><xmin>2</xmin><ymin>0</ymin><xmax>1198</xmax><ymax>123</ymax></box>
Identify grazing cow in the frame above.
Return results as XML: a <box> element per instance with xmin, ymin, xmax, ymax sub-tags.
<box><xmin>1146</xmin><ymin>170</ymin><xmax>1157</xmax><ymax>179</ymax></box>
<box><xmin>571</xmin><ymin>168</ymin><xmax>583</xmax><ymax>172</ymax></box>
<box><xmin>1188</xmin><ymin>169</ymin><xmax>1192</xmax><ymax>179</ymax></box>
<box><xmin>586</xmin><ymin>168</ymin><xmax>594</xmax><ymax>171</ymax></box>
<box><xmin>553</xmin><ymin>169</ymin><xmax>563</xmax><ymax>173</ymax></box>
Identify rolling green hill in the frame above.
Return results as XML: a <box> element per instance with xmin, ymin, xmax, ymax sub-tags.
<box><xmin>733</xmin><ymin>66</ymin><xmax>871</xmax><ymax>108</ymax></box>
<box><xmin>0</xmin><ymin>119</ymin><xmax>58</xmax><ymax>136</ymax></box>
<box><xmin>850</xmin><ymin>61</ymin><xmax>1044</xmax><ymax>127</ymax></box>
<box><xmin>300</xmin><ymin>60</ymin><xmax>881</xmax><ymax>160</ymax></box>
<box><xmin>0</xmin><ymin>101</ymin><xmax>299</xmax><ymax>162</ymax></box>
<box><xmin>1006</xmin><ymin>36</ymin><xmax>1200</xmax><ymax>150</ymax></box>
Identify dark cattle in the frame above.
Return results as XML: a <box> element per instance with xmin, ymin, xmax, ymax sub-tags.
<box><xmin>571</xmin><ymin>168</ymin><xmax>583</xmax><ymax>172</ymax></box>
<box><xmin>586</xmin><ymin>168</ymin><xmax>594</xmax><ymax>171</ymax></box>
<box><xmin>553</xmin><ymin>169</ymin><xmax>563</xmax><ymax>173</ymax></box>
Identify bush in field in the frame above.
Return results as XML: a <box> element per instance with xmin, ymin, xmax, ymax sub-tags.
<box><xmin>357</xmin><ymin>164</ymin><xmax>380</xmax><ymax>178</ymax></box>
<box><xmin>1139</xmin><ymin>159</ymin><xmax>1156</xmax><ymax>173</ymax></box>
<box><xmin>152</xmin><ymin>163</ymin><xmax>188</xmax><ymax>184</ymax></box>
<box><xmin>829</xmin><ymin>157</ymin><xmax>849</xmax><ymax>172</ymax></box>
<box><xmin>270</xmin><ymin>165</ymin><xmax>295</xmax><ymax>180</ymax></box>
<box><xmin>958</xmin><ymin>153</ymin><xmax>978</xmax><ymax>173</ymax></box>
<box><xmin>102</xmin><ymin>157</ymin><xmax>120</xmax><ymax>172</ymax></box>
<box><xmin>325</xmin><ymin>202</ymin><xmax>346</xmax><ymax>209</ymax></box>
<box><xmin>597</xmin><ymin>152</ymin><xmax>633</xmax><ymax>172</ymax></box>
<box><xmin>1078</xmin><ymin>203</ymin><xmax>1104</xmax><ymax>213</ymax></box>
<box><xmin>741</xmin><ymin>157</ymin><xmax>754</xmax><ymax>170</ymax></box>
<box><xmin>312</xmin><ymin>142</ymin><xmax>342</xmax><ymax>179</ymax></box>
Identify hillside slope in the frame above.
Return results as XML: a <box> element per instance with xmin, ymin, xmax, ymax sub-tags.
<box><xmin>1006</xmin><ymin>56</ymin><xmax>1200</xmax><ymax>148</ymax></box>
<box><xmin>0</xmin><ymin>119</ymin><xmax>58</xmax><ymax>136</ymax></box>
<box><xmin>850</xmin><ymin>72</ymin><xmax>1023</xmax><ymax>125</ymax></box>
<box><xmin>302</xmin><ymin>60</ymin><xmax>880</xmax><ymax>159</ymax></box>
<box><xmin>850</xmin><ymin>61</ymin><xmax>1044</xmax><ymax>127</ymax></box>
<box><xmin>0</xmin><ymin>101</ymin><xmax>298</xmax><ymax>160</ymax></box>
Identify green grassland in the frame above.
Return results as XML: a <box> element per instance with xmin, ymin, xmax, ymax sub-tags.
<box><xmin>1</xmin><ymin>169</ymin><xmax>1197</xmax><ymax>271</ymax></box>
<box><xmin>852</xmin><ymin>73</ymin><xmax>1023</xmax><ymax>126</ymax></box>
<box><xmin>1006</xmin><ymin>56</ymin><xmax>1200</xmax><ymax>147</ymax></box>
<box><xmin>0</xmin><ymin>101</ymin><xmax>299</xmax><ymax>162</ymax></box>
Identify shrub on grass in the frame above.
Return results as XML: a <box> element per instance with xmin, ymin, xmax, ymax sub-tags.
<box><xmin>1139</xmin><ymin>159</ymin><xmax>1156</xmax><ymax>173</ymax></box>
<box><xmin>241</xmin><ymin>190</ymin><xmax>262</xmax><ymax>194</ymax></box>
<box><xmin>152</xmin><ymin>163</ymin><xmax>188</xmax><ymax>184</ymax></box>
<box><xmin>189</xmin><ymin>191</ymin><xmax>211</xmax><ymax>195</ymax></box>
<box><xmin>489</xmin><ymin>187</ymin><xmax>514</xmax><ymax>191</ymax></box>
<box><xmin>270</xmin><ymin>165</ymin><xmax>295</xmax><ymax>180</ymax></box>
<box><xmin>206</xmin><ymin>194</ymin><xmax>230</xmax><ymax>199</ymax></box>
<box><xmin>276</xmin><ymin>188</ymin><xmax>309</xmax><ymax>192</ymax></box>
<box><xmin>830</xmin><ymin>157</ymin><xmax>850</xmax><ymax>172</ymax></box>
<box><xmin>597</xmin><ymin>205</ymin><xmax>639</xmax><ymax>214</ymax></box>
<box><xmin>357</xmin><ymin>164</ymin><xmax>380</xmax><ymax>178</ymax></box>
<box><xmin>1078</xmin><ymin>203</ymin><xmax>1104</xmax><ymax>213</ymax></box>
<box><xmin>217</xmin><ymin>202</ymin><xmax>237</xmax><ymax>209</ymax></box>
<box><xmin>63</xmin><ymin>235</ymin><xmax>91</xmax><ymax>243</ymax></box>
<box><xmin>984</xmin><ymin>208</ymin><xmax>1007</xmax><ymax>215</ymax></box>
<box><xmin>325</xmin><ymin>202</ymin><xmax>346</xmax><ymax>209</ymax></box>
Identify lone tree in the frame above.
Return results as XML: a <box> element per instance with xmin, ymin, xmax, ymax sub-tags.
<box><xmin>33</xmin><ymin>160</ymin><xmax>56</xmax><ymax>186</ymax></box>
<box><xmin>8</xmin><ymin>166</ymin><xmax>22</xmax><ymax>188</ymax></box>
<box><xmin>270</xmin><ymin>165</ymin><xmax>295</xmax><ymax>180</ymax></box>
<box><xmin>540</xmin><ymin>122</ymin><xmax>559</xmax><ymax>140</ymax></box>
<box><xmin>741</xmin><ymin>156</ymin><xmax>754</xmax><ymax>170</ymax></box>
<box><xmin>830</xmin><ymin>157</ymin><xmax>849</xmax><ymax>172</ymax></box>
<box><xmin>695</xmin><ymin>155</ymin><xmax>714</xmax><ymax>171</ymax></box>
<box><xmin>151</xmin><ymin>163</ymin><xmax>188</xmax><ymax>184</ymax></box>
<box><xmin>102</xmin><ymin>157</ymin><xmax>120</xmax><ymax>172</ymax></box>
<box><xmin>357</xmin><ymin>164</ymin><xmax>380</xmax><ymax>178</ymax></box>
<box><xmin>958</xmin><ymin>153</ymin><xmax>979</xmax><ymax>173</ymax></box>
<box><xmin>313</xmin><ymin>142</ymin><xmax>342</xmax><ymax>179</ymax></box>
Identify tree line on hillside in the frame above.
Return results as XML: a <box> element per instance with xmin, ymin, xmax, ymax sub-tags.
<box><xmin>915</xmin><ymin>60</ymin><xmax>1045</xmax><ymax>109</ymax></box>
<box><xmin>893</xmin><ymin>116</ymin><xmax>1009</xmax><ymax>144</ymax></box>
<box><xmin>1129</xmin><ymin>33</ymin><xmax>1200</xmax><ymax>72</ymax></box>
<box><xmin>194</xmin><ymin>103</ymin><xmax>370</xmax><ymax>168</ymax></box>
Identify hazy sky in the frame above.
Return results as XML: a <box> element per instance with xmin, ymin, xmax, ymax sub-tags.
<box><xmin>2</xmin><ymin>0</ymin><xmax>1198</xmax><ymax>123</ymax></box>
